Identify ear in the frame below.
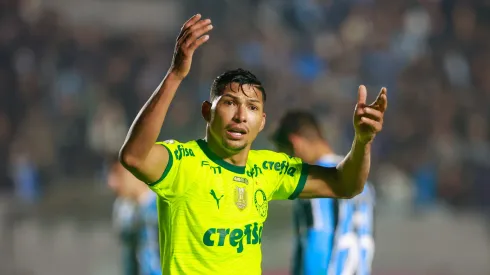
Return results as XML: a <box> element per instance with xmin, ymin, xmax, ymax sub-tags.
<box><xmin>289</xmin><ymin>134</ymin><xmax>301</xmax><ymax>152</ymax></box>
<box><xmin>259</xmin><ymin>112</ymin><xmax>267</xmax><ymax>132</ymax></box>
<box><xmin>201</xmin><ymin>101</ymin><xmax>212</xmax><ymax>122</ymax></box>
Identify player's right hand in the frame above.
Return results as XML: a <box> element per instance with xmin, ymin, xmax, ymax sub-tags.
<box><xmin>170</xmin><ymin>14</ymin><xmax>213</xmax><ymax>80</ymax></box>
<box><xmin>353</xmin><ymin>85</ymin><xmax>387</xmax><ymax>145</ymax></box>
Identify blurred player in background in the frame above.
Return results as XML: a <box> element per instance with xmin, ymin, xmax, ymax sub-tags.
<box><xmin>271</xmin><ymin>111</ymin><xmax>375</xmax><ymax>275</ymax></box>
<box><xmin>107</xmin><ymin>157</ymin><xmax>161</xmax><ymax>275</ymax></box>
<box><xmin>119</xmin><ymin>14</ymin><xmax>386</xmax><ymax>275</ymax></box>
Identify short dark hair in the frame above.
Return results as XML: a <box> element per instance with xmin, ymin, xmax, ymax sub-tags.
<box><xmin>271</xmin><ymin>110</ymin><xmax>323</xmax><ymax>149</ymax></box>
<box><xmin>210</xmin><ymin>68</ymin><xmax>266</xmax><ymax>102</ymax></box>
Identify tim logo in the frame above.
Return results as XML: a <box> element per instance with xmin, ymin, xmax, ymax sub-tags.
<box><xmin>201</xmin><ymin>160</ymin><xmax>222</xmax><ymax>174</ymax></box>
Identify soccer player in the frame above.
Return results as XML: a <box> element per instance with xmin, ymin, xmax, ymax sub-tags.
<box><xmin>119</xmin><ymin>14</ymin><xmax>387</xmax><ymax>275</ymax></box>
<box><xmin>107</xmin><ymin>158</ymin><xmax>161</xmax><ymax>275</ymax></box>
<box><xmin>271</xmin><ymin>111</ymin><xmax>375</xmax><ymax>275</ymax></box>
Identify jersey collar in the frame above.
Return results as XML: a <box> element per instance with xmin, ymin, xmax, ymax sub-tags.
<box><xmin>196</xmin><ymin>139</ymin><xmax>246</xmax><ymax>174</ymax></box>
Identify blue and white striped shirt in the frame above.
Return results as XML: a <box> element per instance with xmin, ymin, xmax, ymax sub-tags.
<box><xmin>113</xmin><ymin>192</ymin><xmax>161</xmax><ymax>275</ymax></box>
<box><xmin>292</xmin><ymin>155</ymin><xmax>375</xmax><ymax>275</ymax></box>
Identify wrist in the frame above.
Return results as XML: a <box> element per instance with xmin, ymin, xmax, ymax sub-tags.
<box><xmin>166</xmin><ymin>69</ymin><xmax>186</xmax><ymax>82</ymax></box>
<box><xmin>354</xmin><ymin>135</ymin><xmax>373</xmax><ymax>147</ymax></box>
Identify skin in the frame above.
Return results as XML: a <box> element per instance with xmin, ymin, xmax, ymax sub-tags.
<box><xmin>119</xmin><ymin>14</ymin><xmax>388</xmax><ymax>199</ymax></box>
<box><xmin>201</xmin><ymin>83</ymin><xmax>266</xmax><ymax>166</ymax></box>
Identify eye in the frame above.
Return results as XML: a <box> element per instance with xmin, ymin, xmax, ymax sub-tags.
<box><xmin>224</xmin><ymin>100</ymin><xmax>234</xmax><ymax>106</ymax></box>
<box><xmin>249</xmin><ymin>105</ymin><xmax>259</xmax><ymax>111</ymax></box>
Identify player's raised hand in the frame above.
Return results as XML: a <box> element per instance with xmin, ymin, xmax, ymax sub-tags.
<box><xmin>170</xmin><ymin>14</ymin><xmax>213</xmax><ymax>79</ymax></box>
<box><xmin>353</xmin><ymin>85</ymin><xmax>388</xmax><ymax>144</ymax></box>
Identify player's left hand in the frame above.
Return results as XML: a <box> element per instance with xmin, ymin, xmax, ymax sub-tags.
<box><xmin>353</xmin><ymin>85</ymin><xmax>387</xmax><ymax>144</ymax></box>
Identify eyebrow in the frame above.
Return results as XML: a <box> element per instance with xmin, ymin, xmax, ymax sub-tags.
<box><xmin>222</xmin><ymin>94</ymin><xmax>262</xmax><ymax>104</ymax></box>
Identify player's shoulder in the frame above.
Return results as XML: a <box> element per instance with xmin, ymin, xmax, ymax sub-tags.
<box><xmin>248</xmin><ymin>149</ymin><xmax>295</xmax><ymax>162</ymax></box>
<box><xmin>248</xmin><ymin>149</ymin><xmax>304</xmax><ymax>178</ymax></box>
<box><xmin>156</xmin><ymin>139</ymin><xmax>201</xmax><ymax>158</ymax></box>
<box><xmin>316</xmin><ymin>154</ymin><xmax>344</xmax><ymax>167</ymax></box>
<box><xmin>157</xmin><ymin>139</ymin><xmax>198</xmax><ymax>148</ymax></box>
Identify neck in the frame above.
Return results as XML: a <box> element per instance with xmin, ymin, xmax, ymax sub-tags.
<box><xmin>205</xmin><ymin>129</ymin><xmax>250</xmax><ymax>167</ymax></box>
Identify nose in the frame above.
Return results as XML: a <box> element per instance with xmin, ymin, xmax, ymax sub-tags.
<box><xmin>233</xmin><ymin>104</ymin><xmax>247</xmax><ymax>123</ymax></box>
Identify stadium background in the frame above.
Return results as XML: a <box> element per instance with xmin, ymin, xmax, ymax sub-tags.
<box><xmin>1</xmin><ymin>0</ymin><xmax>490</xmax><ymax>274</ymax></box>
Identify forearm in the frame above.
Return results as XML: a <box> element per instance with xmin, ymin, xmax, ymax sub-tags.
<box><xmin>120</xmin><ymin>71</ymin><xmax>182</xmax><ymax>164</ymax></box>
<box><xmin>336</xmin><ymin>138</ymin><xmax>371</xmax><ymax>197</ymax></box>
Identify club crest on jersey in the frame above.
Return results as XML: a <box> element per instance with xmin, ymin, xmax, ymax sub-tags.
<box><xmin>254</xmin><ymin>189</ymin><xmax>268</xmax><ymax>217</ymax></box>
<box><xmin>234</xmin><ymin>186</ymin><xmax>247</xmax><ymax>210</ymax></box>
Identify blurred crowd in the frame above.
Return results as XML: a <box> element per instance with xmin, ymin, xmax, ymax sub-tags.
<box><xmin>0</xmin><ymin>0</ymin><xmax>489</xmax><ymax>215</ymax></box>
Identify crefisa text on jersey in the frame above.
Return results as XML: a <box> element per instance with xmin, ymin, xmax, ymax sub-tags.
<box><xmin>247</xmin><ymin>161</ymin><xmax>297</xmax><ymax>178</ymax></box>
<box><xmin>202</xmin><ymin>222</ymin><xmax>264</xmax><ymax>253</ymax></box>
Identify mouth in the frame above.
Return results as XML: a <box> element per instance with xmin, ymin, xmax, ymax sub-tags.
<box><xmin>226</xmin><ymin>126</ymin><xmax>247</xmax><ymax>140</ymax></box>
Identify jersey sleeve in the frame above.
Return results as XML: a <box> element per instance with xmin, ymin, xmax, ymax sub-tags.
<box><xmin>146</xmin><ymin>139</ymin><xmax>184</xmax><ymax>200</ymax></box>
<box><xmin>264</xmin><ymin>152</ymin><xmax>310</xmax><ymax>200</ymax></box>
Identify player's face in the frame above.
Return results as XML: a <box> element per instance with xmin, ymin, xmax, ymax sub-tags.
<box><xmin>208</xmin><ymin>83</ymin><xmax>266</xmax><ymax>152</ymax></box>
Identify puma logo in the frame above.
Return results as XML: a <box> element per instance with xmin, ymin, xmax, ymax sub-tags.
<box><xmin>210</xmin><ymin>189</ymin><xmax>224</xmax><ymax>209</ymax></box>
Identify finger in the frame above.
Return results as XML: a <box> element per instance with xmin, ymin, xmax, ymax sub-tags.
<box><xmin>371</xmin><ymin>87</ymin><xmax>385</xmax><ymax>104</ymax></box>
<box><xmin>357</xmin><ymin>85</ymin><xmax>367</xmax><ymax>106</ymax></box>
<box><xmin>180</xmin><ymin>19</ymin><xmax>211</xmax><ymax>44</ymax></box>
<box><xmin>363</xmin><ymin>107</ymin><xmax>383</xmax><ymax>121</ymax></box>
<box><xmin>189</xmin><ymin>35</ymin><xmax>210</xmax><ymax>51</ymax></box>
<box><xmin>183</xmin><ymin>14</ymin><xmax>202</xmax><ymax>30</ymax></box>
<box><xmin>360</xmin><ymin>117</ymin><xmax>382</xmax><ymax>132</ymax></box>
<box><xmin>183</xmin><ymin>20</ymin><xmax>213</xmax><ymax>48</ymax></box>
<box><xmin>370</xmin><ymin>87</ymin><xmax>387</xmax><ymax>112</ymax></box>
<box><xmin>379</xmin><ymin>92</ymin><xmax>388</xmax><ymax>112</ymax></box>
<box><xmin>186</xmin><ymin>18</ymin><xmax>212</xmax><ymax>34</ymax></box>
<box><xmin>177</xmin><ymin>14</ymin><xmax>202</xmax><ymax>40</ymax></box>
